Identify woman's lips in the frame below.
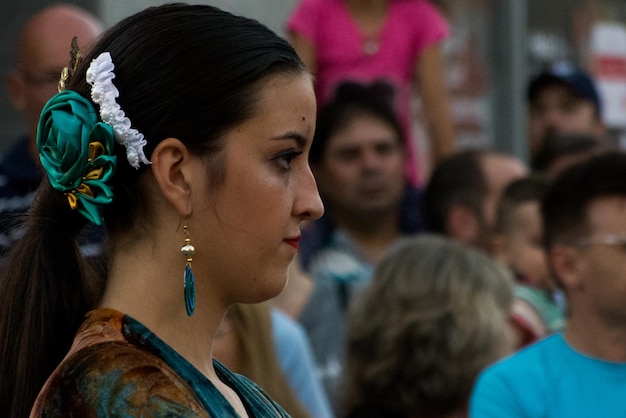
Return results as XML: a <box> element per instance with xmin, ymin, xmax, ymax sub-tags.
<box><xmin>284</xmin><ymin>237</ymin><xmax>301</xmax><ymax>249</ymax></box>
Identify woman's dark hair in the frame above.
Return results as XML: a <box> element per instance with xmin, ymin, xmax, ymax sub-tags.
<box><xmin>309</xmin><ymin>80</ymin><xmax>405</xmax><ymax>165</ymax></box>
<box><xmin>0</xmin><ymin>4</ymin><xmax>305</xmax><ymax>416</ymax></box>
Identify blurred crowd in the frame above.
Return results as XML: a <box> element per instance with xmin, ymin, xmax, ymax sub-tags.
<box><xmin>2</xmin><ymin>1</ymin><xmax>625</xmax><ymax>418</ymax></box>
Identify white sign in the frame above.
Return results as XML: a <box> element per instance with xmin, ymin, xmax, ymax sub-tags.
<box><xmin>591</xmin><ymin>22</ymin><xmax>626</xmax><ymax>128</ymax></box>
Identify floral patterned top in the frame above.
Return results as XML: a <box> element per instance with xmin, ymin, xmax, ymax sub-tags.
<box><xmin>30</xmin><ymin>308</ymin><xmax>289</xmax><ymax>417</ymax></box>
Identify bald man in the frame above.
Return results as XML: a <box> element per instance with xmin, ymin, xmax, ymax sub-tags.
<box><xmin>7</xmin><ymin>4</ymin><xmax>103</xmax><ymax>162</ymax></box>
<box><xmin>1</xmin><ymin>4</ymin><xmax>103</xmax><ymax>257</ymax></box>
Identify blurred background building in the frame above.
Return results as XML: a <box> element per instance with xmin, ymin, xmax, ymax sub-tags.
<box><xmin>2</xmin><ymin>0</ymin><xmax>625</xmax><ymax>164</ymax></box>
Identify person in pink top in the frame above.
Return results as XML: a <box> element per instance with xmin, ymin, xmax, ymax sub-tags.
<box><xmin>287</xmin><ymin>0</ymin><xmax>456</xmax><ymax>185</ymax></box>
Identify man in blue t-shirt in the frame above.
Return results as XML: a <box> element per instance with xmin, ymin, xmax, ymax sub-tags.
<box><xmin>470</xmin><ymin>151</ymin><xmax>626</xmax><ymax>418</ymax></box>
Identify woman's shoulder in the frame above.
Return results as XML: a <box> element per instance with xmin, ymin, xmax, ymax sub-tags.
<box><xmin>289</xmin><ymin>0</ymin><xmax>333</xmax><ymax>16</ymax></box>
<box><xmin>288</xmin><ymin>0</ymin><xmax>343</xmax><ymax>30</ymax></box>
<box><xmin>393</xmin><ymin>0</ymin><xmax>449</xmax><ymax>29</ymax></box>
<box><xmin>31</xmin><ymin>310</ymin><xmax>208</xmax><ymax>417</ymax></box>
<box><xmin>55</xmin><ymin>335</ymin><xmax>194</xmax><ymax>386</ymax></box>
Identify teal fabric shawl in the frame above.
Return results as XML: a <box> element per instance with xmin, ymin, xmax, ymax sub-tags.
<box><xmin>31</xmin><ymin>309</ymin><xmax>291</xmax><ymax>417</ymax></box>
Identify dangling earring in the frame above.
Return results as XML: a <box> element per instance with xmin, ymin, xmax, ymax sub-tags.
<box><xmin>181</xmin><ymin>220</ymin><xmax>196</xmax><ymax>316</ymax></box>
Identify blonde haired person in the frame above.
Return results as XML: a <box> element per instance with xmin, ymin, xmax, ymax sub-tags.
<box><xmin>214</xmin><ymin>303</ymin><xmax>310</xmax><ymax>417</ymax></box>
<box><xmin>342</xmin><ymin>234</ymin><xmax>514</xmax><ymax>418</ymax></box>
<box><xmin>214</xmin><ymin>302</ymin><xmax>334</xmax><ymax>418</ymax></box>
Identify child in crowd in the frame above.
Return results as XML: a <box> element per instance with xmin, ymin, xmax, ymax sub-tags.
<box><xmin>492</xmin><ymin>176</ymin><xmax>566</xmax><ymax>347</ymax></box>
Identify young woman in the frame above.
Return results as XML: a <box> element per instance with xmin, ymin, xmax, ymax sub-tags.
<box><xmin>0</xmin><ymin>4</ymin><xmax>323</xmax><ymax>417</ymax></box>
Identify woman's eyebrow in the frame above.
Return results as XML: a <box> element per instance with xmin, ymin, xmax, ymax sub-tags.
<box><xmin>271</xmin><ymin>131</ymin><xmax>307</xmax><ymax>147</ymax></box>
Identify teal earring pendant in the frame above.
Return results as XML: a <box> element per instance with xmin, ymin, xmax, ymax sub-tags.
<box><xmin>181</xmin><ymin>221</ymin><xmax>196</xmax><ymax>316</ymax></box>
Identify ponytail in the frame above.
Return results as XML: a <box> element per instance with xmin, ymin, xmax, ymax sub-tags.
<box><xmin>0</xmin><ymin>179</ymin><xmax>101</xmax><ymax>418</ymax></box>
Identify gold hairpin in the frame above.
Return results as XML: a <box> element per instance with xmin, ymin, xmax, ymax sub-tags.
<box><xmin>58</xmin><ymin>37</ymin><xmax>82</xmax><ymax>92</ymax></box>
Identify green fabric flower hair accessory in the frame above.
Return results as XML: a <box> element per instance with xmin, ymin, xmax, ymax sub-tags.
<box><xmin>37</xmin><ymin>90</ymin><xmax>117</xmax><ymax>225</ymax></box>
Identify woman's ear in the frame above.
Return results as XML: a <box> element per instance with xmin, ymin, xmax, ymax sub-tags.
<box><xmin>150</xmin><ymin>138</ymin><xmax>194</xmax><ymax>216</ymax></box>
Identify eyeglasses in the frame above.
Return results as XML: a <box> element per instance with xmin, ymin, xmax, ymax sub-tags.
<box><xmin>571</xmin><ymin>234</ymin><xmax>626</xmax><ymax>252</ymax></box>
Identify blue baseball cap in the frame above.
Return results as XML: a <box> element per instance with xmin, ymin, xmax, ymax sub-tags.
<box><xmin>527</xmin><ymin>62</ymin><xmax>602</xmax><ymax>114</ymax></box>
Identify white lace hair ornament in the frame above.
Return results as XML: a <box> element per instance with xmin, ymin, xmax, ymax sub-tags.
<box><xmin>86</xmin><ymin>52</ymin><xmax>151</xmax><ymax>169</ymax></box>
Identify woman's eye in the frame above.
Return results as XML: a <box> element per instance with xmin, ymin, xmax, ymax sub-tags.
<box><xmin>275</xmin><ymin>150</ymin><xmax>303</xmax><ymax>170</ymax></box>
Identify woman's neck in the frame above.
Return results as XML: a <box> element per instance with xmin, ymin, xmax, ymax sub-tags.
<box><xmin>345</xmin><ymin>0</ymin><xmax>389</xmax><ymax>15</ymax></box>
<box><xmin>101</xmin><ymin>238</ymin><xmax>225</xmax><ymax>377</ymax></box>
<box><xmin>346</xmin><ymin>0</ymin><xmax>389</xmax><ymax>26</ymax></box>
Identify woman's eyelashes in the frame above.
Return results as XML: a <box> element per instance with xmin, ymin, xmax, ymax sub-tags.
<box><xmin>274</xmin><ymin>149</ymin><xmax>304</xmax><ymax>171</ymax></box>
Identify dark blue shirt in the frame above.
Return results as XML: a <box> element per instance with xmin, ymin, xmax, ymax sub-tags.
<box><xmin>0</xmin><ymin>137</ymin><xmax>43</xmax><ymax>255</ymax></box>
<box><xmin>0</xmin><ymin>137</ymin><xmax>103</xmax><ymax>259</ymax></box>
